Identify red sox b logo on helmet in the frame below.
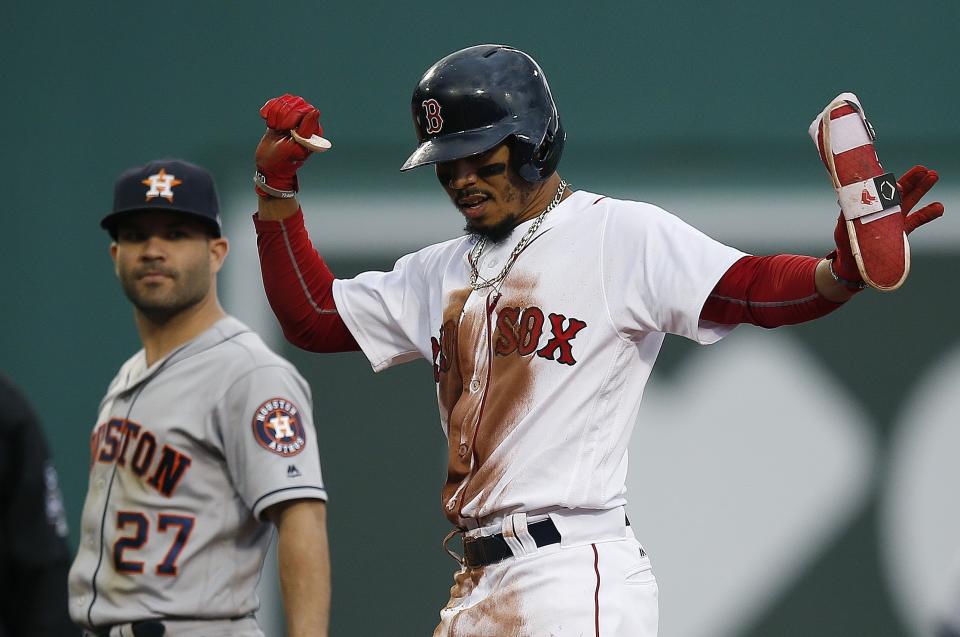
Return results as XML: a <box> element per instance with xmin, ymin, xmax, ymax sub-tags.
<box><xmin>252</xmin><ymin>398</ymin><xmax>306</xmax><ymax>457</ymax></box>
<box><xmin>422</xmin><ymin>99</ymin><xmax>443</xmax><ymax>134</ymax></box>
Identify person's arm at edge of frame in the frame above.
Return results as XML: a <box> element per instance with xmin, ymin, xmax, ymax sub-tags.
<box><xmin>265</xmin><ymin>498</ymin><xmax>331</xmax><ymax>637</ymax></box>
<box><xmin>0</xmin><ymin>374</ymin><xmax>77</xmax><ymax>636</ymax></box>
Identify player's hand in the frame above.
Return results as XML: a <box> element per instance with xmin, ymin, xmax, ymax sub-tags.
<box><xmin>830</xmin><ymin>164</ymin><xmax>945</xmax><ymax>283</ymax></box>
<box><xmin>897</xmin><ymin>165</ymin><xmax>944</xmax><ymax>234</ymax></box>
<box><xmin>255</xmin><ymin>94</ymin><xmax>323</xmax><ymax>196</ymax></box>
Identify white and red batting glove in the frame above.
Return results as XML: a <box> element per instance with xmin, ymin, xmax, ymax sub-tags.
<box><xmin>829</xmin><ymin>165</ymin><xmax>943</xmax><ymax>289</ymax></box>
<box><xmin>811</xmin><ymin>93</ymin><xmax>945</xmax><ymax>291</ymax></box>
<box><xmin>255</xmin><ymin>94</ymin><xmax>323</xmax><ymax>198</ymax></box>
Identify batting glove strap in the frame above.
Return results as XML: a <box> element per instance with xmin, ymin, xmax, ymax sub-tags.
<box><xmin>254</xmin><ymin>171</ymin><xmax>298</xmax><ymax>199</ymax></box>
<box><xmin>836</xmin><ymin>172</ymin><xmax>902</xmax><ymax>222</ymax></box>
<box><xmin>828</xmin><ymin>256</ymin><xmax>866</xmax><ymax>290</ymax></box>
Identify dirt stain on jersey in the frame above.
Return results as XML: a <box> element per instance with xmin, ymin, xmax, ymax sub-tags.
<box><xmin>438</xmin><ymin>286</ymin><xmax>482</xmax><ymax>519</ymax></box>
<box><xmin>437</xmin><ymin>566</ymin><xmax>528</xmax><ymax>637</ymax></box>
<box><xmin>461</xmin><ymin>273</ymin><xmax>540</xmax><ymax>518</ymax></box>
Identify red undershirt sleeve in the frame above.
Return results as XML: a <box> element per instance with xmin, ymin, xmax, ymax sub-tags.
<box><xmin>252</xmin><ymin>208</ymin><xmax>360</xmax><ymax>352</ymax></box>
<box><xmin>701</xmin><ymin>254</ymin><xmax>850</xmax><ymax>327</ymax></box>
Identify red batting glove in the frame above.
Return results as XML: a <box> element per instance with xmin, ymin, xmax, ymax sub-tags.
<box><xmin>829</xmin><ymin>164</ymin><xmax>945</xmax><ymax>285</ymax></box>
<box><xmin>255</xmin><ymin>94</ymin><xmax>323</xmax><ymax>197</ymax></box>
<box><xmin>897</xmin><ymin>165</ymin><xmax>944</xmax><ymax>233</ymax></box>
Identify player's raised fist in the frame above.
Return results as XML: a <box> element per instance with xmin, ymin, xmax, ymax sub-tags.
<box><xmin>255</xmin><ymin>94</ymin><xmax>324</xmax><ymax>198</ymax></box>
<box><xmin>260</xmin><ymin>94</ymin><xmax>321</xmax><ymax>132</ymax></box>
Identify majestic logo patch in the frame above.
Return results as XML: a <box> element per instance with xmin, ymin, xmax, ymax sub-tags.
<box><xmin>142</xmin><ymin>168</ymin><xmax>183</xmax><ymax>202</ymax></box>
<box><xmin>422</xmin><ymin>99</ymin><xmax>443</xmax><ymax>134</ymax></box>
<box><xmin>252</xmin><ymin>398</ymin><xmax>306</xmax><ymax>457</ymax></box>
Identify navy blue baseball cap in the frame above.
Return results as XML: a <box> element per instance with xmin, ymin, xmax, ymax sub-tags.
<box><xmin>101</xmin><ymin>158</ymin><xmax>222</xmax><ymax>238</ymax></box>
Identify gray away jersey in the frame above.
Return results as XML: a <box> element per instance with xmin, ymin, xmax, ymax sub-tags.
<box><xmin>68</xmin><ymin>316</ymin><xmax>326</xmax><ymax>629</ymax></box>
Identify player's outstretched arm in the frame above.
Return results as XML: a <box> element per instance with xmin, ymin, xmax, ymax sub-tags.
<box><xmin>266</xmin><ymin>499</ymin><xmax>331</xmax><ymax>637</ymax></box>
<box><xmin>702</xmin><ymin>165</ymin><xmax>944</xmax><ymax>326</ymax></box>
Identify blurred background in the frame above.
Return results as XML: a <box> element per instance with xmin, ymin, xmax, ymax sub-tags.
<box><xmin>2</xmin><ymin>1</ymin><xmax>959</xmax><ymax>635</ymax></box>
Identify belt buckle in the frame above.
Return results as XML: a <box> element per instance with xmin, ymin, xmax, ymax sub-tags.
<box><xmin>442</xmin><ymin>528</ymin><xmax>465</xmax><ymax>566</ymax></box>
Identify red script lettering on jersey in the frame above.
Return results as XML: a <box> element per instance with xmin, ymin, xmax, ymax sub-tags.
<box><xmin>495</xmin><ymin>307</ymin><xmax>587</xmax><ymax>365</ymax></box>
<box><xmin>431</xmin><ymin>305</ymin><xmax>588</xmax><ymax>380</ymax></box>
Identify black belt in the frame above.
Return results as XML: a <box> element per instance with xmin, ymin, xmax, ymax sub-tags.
<box><xmin>91</xmin><ymin>621</ymin><xmax>165</xmax><ymax>637</ymax></box>
<box><xmin>463</xmin><ymin>518</ymin><xmax>562</xmax><ymax>568</ymax></box>
<box><xmin>90</xmin><ymin>613</ymin><xmax>254</xmax><ymax>636</ymax></box>
<box><xmin>461</xmin><ymin>515</ymin><xmax>632</xmax><ymax>569</ymax></box>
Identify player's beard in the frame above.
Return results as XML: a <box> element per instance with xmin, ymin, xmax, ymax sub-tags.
<box><xmin>463</xmin><ymin>181</ymin><xmax>535</xmax><ymax>244</ymax></box>
<box><xmin>118</xmin><ymin>260</ymin><xmax>211</xmax><ymax>324</ymax></box>
<box><xmin>464</xmin><ymin>213</ymin><xmax>519</xmax><ymax>244</ymax></box>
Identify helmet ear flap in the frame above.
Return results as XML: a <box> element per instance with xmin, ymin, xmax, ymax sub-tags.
<box><xmin>506</xmin><ymin>135</ymin><xmax>536</xmax><ymax>182</ymax></box>
<box><xmin>512</xmin><ymin>119</ymin><xmax>566</xmax><ymax>183</ymax></box>
<box><xmin>540</xmin><ymin>119</ymin><xmax>565</xmax><ymax>178</ymax></box>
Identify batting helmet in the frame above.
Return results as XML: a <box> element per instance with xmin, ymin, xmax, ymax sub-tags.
<box><xmin>400</xmin><ymin>44</ymin><xmax>565</xmax><ymax>183</ymax></box>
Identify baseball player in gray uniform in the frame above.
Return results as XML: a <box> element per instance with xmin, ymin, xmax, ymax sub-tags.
<box><xmin>68</xmin><ymin>159</ymin><xmax>330</xmax><ymax>637</ymax></box>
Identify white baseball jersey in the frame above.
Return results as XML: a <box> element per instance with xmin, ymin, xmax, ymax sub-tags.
<box><xmin>69</xmin><ymin>316</ymin><xmax>326</xmax><ymax>630</ymax></box>
<box><xmin>333</xmin><ymin>190</ymin><xmax>745</xmax><ymax>526</ymax></box>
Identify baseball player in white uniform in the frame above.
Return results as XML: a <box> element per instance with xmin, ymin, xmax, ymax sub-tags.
<box><xmin>250</xmin><ymin>46</ymin><xmax>944</xmax><ymax>636</ymax></box>
<box><xmin>69</xmin><ymin>159</ymin><xmax>330</xmax><ymax>637</ymax></box>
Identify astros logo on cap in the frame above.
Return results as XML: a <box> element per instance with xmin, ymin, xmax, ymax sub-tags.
<box><xmin>142</xmin><ymin>168</ymin><xmax>183</xmax><ymax>202</ymax></box>
<box><xmin>252</xmin><ymin>398</ymin><xmax>306</xmax><ymax>457</ymax></box>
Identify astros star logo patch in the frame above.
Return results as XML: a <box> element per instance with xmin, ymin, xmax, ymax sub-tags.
<box><xmin>142</xmin><ymin>168</ymin><xmax>183</xmax><ymax>202</ymax></box>
<box><xmin>252</xmin><ymin>398</ymin><xmax>306</xmax><ymax>457</ymax></box>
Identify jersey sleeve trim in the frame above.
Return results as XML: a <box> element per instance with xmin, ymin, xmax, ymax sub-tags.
<box><xmin>690</xmin><ymin>250</ymin><xmax>747</xmax><ymax>344</ymax></box>
<box><xmin>331</xmin><ymin>279</ymin><xmax>421</xmax><ymax>372</ymax></box>
<box><xmin>253</xmin><ymin>486</ymin><xmax>328</xmax><ymax>520</ymax></box>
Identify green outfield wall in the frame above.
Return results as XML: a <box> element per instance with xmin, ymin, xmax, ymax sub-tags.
<box><xmin>2</xmin><ymin>2</ymin><xmax>958</xmax><ymax>635</ymax></box>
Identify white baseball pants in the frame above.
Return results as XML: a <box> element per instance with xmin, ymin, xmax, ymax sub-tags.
<box><xmin>434</xmin><ymin>508</ymin><xmax>658</xmax><ymax>637</ymax></box>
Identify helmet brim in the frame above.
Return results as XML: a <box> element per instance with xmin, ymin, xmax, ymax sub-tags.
<box><xmin>101</xmin><ymin>207</ymin><xmax>222</xmax><ymax>239</ymax></box>
<box><xmin>400</xmin><ymin>124</ymin><xmax>520</xmax><ymax>172</ymax></box>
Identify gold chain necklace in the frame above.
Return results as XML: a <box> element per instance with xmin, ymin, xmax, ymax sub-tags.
<box><xmin>468</xmin><ymin>179</ymin><xmax>568</xmax><ymax>291</ymax></box>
